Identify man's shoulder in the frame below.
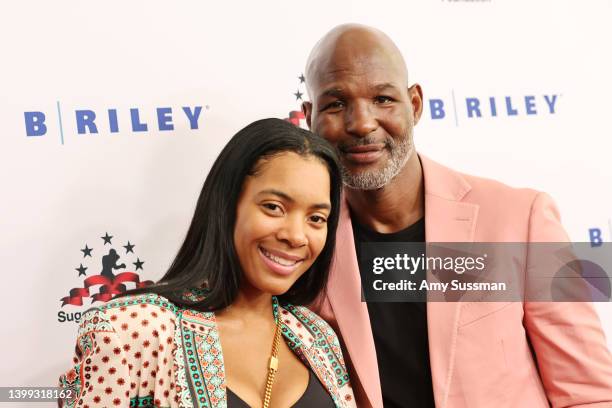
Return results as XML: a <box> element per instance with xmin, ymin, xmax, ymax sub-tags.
<box><xmin>422</xmin><ymin>155</ymin><xmax>542</xmax><ymax>207</ymax></box>
<box><xmin>461</xmin><ymin>171</ymin><xmax>539</xmax><ymax>202</ymax></box>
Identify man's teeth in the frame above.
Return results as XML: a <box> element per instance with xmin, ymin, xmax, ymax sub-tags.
<box><xmin>261</xmin><ymin>248</ymin><xmax>299</xmax><ymax>266</ymax></box>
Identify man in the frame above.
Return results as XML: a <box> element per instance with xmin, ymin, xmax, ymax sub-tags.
<box><xmin>302</xmin><ymin>24</ymin><xmax>612</xmax><ymax>408</ymax></box>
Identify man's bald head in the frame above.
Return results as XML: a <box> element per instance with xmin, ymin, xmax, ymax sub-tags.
<box><xmin>301</xmin><ymin>24</ymin><xmax>423</xmax><ymax>191</ymax></box>
<box><xmin>305</xmin><ymin>24</ymin><xmax>409</xmax><ymax>98</ymax></box>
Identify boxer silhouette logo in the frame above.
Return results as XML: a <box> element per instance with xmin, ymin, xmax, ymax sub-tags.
<box><xmin>59</xmin><ymin>232</ymin><xmax>153</xmax><ymax>309</ymax></box>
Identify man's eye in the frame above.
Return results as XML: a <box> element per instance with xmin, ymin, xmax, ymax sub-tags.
<box><xmin>322</xmin><ymin>101</ymin><xmax>345</xmax><ymax>111</ymax></box>
<box><xmin>374</xmin><ymin>96</ymin><xmax>394</xmax><ymax>104</ymax></box>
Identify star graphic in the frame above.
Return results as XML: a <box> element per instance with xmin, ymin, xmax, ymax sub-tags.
<box><xmin>124</xmin><ymin>241</ymin><xmax>135</xmax><ymax>254</ymax></box>
<box><xmin>298</xmin><ymin>74</ymin><xmax>305</xmax><ymax>83</ymax></box>
<box><xmin>133</xmin><ymin>258</ymin><xmax>145</xmax><ymax>271</ymax></box>
<box><xmin>294</xmin><ymin>89</ymin><xmax>303</xmax><ymax>101</ymax></box>
<box><xmin>76</xmin><ymin>264</ymin><xmax>88</xmax><ymax>276</ymax></box>
<box><xmin>81</xmin><ymin>245</ymin><xmax>93</xmax><ymax>258</ymax></box>
<box><xmin>101</xmin><ymin>232</ymin><xmax>113</xmax><ymax>245</ymax></box>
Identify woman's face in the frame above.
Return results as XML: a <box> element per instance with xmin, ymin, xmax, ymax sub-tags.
<box><xmin>233</xmin><ymin>152</ymin><xmax>331</xmax><ymax>297</ymax></box>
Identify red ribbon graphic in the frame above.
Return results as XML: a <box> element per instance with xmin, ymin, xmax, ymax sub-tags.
<box><xmin>285</xmin><ymin>111</ymin><xmax>305</xmax><ymax>126</ymax></box>
<box><xmin>60</xmin><ymin>272</ymin><xmax>153</xmax><ymax>307</ymax></box>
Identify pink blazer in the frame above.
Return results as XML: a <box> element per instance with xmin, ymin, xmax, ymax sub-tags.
<box><xmin>317</xmin><ymin>155</ymin><xmax>612</xmax><ymax>408</ymax></box>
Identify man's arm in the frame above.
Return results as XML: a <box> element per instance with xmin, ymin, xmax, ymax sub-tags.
<box><xmin>524</xmin><ymin>192</ymin><xmax>612</xmax><ymax>407</ymax></box>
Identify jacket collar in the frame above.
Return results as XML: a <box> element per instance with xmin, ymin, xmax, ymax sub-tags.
<box><xmin>326</xmin><ymin>153</ymin><xmax>479</xmax><ymax>408</ymax></box>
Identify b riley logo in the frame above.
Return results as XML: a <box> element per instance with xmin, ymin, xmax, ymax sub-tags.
<box><xmin>283</xmin><ymin>73</ymin><xmax>561</xmax><ymax>127</ymax></box>
<box><xmin>58</xmin><ymin>232</ymin><xmax>153</xmax><ymax>323</ymax></box>
<box><xmin>24</xmin><ymin>102</ymin><xmax>207</xmax><ymax>145</ymax></box>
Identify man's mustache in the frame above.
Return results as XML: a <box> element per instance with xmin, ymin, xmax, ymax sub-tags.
<box><xmin>338</xmin><ymin>136</ymin><xmax>392</xmax><ymax>152</ymax></box>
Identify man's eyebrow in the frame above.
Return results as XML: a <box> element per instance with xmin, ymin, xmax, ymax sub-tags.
<box><xmin>318</xmin><ymin>83</ymin><xmax>399</xmax><ymax>99</ymax></box>
<box><xmin>373</xmin><ymin>82</ymin><xmax>400</xmax><ymax>92</ymax></box>
<box><xmin>258</xmin><ymin>189</ymin><xmax>331</xmax><ymax>211</ymax></box>
<box><xmin>319</xmin><ymin>88</ymin><xmax>344</xmax><ymax>99</ymax></box>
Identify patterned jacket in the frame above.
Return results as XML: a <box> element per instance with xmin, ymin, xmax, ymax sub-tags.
<box><xmin>59</xmin><ymin>292</ymin><xmax>356</xmax><ymax>407</ymax></box>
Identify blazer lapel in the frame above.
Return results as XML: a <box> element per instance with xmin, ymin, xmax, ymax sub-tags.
<box><xmin>421</xmin><ymin>155</ymin><xmax>479</xmax><ymax>408</ymax></box>
<box><xmin>326</xmin><ymin>155</ymin><xmax>479</xmax><ymax>408</ymax></box>
<box><xmin>327</xmin><ymin>198</ymin><xmax>383</xmax><ymax>407</ymax></box>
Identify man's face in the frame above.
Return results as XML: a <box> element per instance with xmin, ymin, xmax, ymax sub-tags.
<box><xmin>304</xmin><ymin>49</ymin><xmax>422</xmax><ymax>190</ymax></box>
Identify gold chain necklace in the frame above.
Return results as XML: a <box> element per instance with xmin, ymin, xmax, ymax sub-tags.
<box><xmin>262</xmin><ymin>298</ymin><xmax>282</xmax><ymax>408</ymax></box>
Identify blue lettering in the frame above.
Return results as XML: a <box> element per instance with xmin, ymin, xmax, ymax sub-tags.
<box><xmin>544</xmin><ymin>94</ymin><xmax>558</xmax><ymax>114</ymax></box>
<box><xmin>489</xmin><ymin>97</ymin><xmax>497</xmax><ymax>117</ymax></box>
<box><xmin>466</xmin><ymin>98</ymin><xmax>482</xmax><ymax>118</ymax></box>
<box><xmin>76</xmin><ymin>110</ymin><xmax>98</xmax><ymax>134</ymax></box>
<box><xmin>525</xmin><ymin>96</ymin><xmax>537</xmax><ymax>115</ymax></box>
<box><xmin>429</xmin><ymin>99</ymin><xmax>445</xmax><ymax>119</ymax></box>
<box><xmin>589</xmin><ymin>228</ymin><xmax>603</xmax><ymax>247</ymax></box>
<box><xmin>505</xmin><ymin>96</ymin><xmax>518</xmax><ymax>116</ymax></box>
<box><xmin>130</xmin><ymin>108</ymin><xmax>148</xmax><ymax>132</ymax></box>
<box><xmin>157</xmin><ymin>107</ymin><xmax>174</xmax><ymax>131</ymax></box>
<box><xmin>182</xmin><ymin>106</ymin><xmax>202</xmax><ymax>129</ymax></box>
<box><xmin>24</xmin><ymin>111</ymin><xmax>47</xmax><ymax>136</ymax></box>
<box><xmin>108</xmin><ymin>109</ymin><xmax>119</xmax><ymax>133</ymax></box>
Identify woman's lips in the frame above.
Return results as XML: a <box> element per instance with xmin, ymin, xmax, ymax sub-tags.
<box><xmin>258</xmin><ymin>246</ymin><xmax>304</xmax><ymax>276</ymax></box>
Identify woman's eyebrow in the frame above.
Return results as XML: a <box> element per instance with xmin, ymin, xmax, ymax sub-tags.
<box><xmin>258</xmin><ymin>189</ymin><xmax>293</xmax><ymax>202</ymax></box>
<box><xmin>258</xmin><ymin>189</ymin><xmax>331</xmax><ymax>210</ymax></box>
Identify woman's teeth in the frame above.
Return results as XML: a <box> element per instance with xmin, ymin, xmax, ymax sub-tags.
<box><xmin>260</xmin><ymin>247</ymin><xmax>299</xmax><ymax>266</ymax></box>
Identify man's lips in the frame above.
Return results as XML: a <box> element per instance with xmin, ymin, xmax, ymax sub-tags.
<box><xmin>343</xmin><ymin>143</ymin><xmax>386</xmax><ymax>153</ymax></box>
<box><xmin>342</xmin><ymin>144</ymin><xmax>385</xmax><ymax>164</ymax></box>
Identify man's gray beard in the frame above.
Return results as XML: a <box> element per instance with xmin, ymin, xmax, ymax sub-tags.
<box><xmin>341</xmin><ymin>132</ymin><xmax>413</xmax><ymax>191</ymax></box>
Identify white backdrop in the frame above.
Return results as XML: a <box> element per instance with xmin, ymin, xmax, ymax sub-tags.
<box><xmin>1</xmin><ymin>0</ymin><xmax>611</xmax><ymax>392</ymax></box>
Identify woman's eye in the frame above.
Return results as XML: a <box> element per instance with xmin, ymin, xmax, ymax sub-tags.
<box><xmin>262</xmin><ymin>203</ymin><xmax>282</xmax><ymax>213</ymax></box>
<box><xmin>309</xmin><ymin>215</ymin><xmax>328</xmax><ymax>224</ymax></box>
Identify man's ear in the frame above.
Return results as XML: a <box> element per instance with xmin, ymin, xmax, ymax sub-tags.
<box><xmin>301</xmin><ymin>101</ymin><xmax>313</xmax><ymax>129</ymax></box>
<box><xmin>408</xmin><ymin>84</ymin><xmax>424</xmax><ymax>124</ymax></box>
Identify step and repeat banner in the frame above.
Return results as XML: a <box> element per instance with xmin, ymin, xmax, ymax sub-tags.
<box><xmin>1</xmin><ymin>0</ymin><xmax>611</xmax><ymax>390</ymax></box>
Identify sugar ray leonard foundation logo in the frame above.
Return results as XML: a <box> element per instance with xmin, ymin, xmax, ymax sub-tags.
<box><xmin>283</xmin><ymin>74</ymin><xmax>308</xmax><ymax>129</ymax></box>
<box><xmin>58</xmin><ymin>232</ymin><xmax>153</xmax><ymax>323</ymax></box>
<box><xmin>25</xmin><ymin>102</ymin><xmax>208</xmax><ymax>145</ymax></box>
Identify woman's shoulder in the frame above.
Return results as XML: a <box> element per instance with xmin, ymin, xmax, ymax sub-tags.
<box><xmin>87</xmin><ymin>288</ymin><xmax>209</xmax><ymax>316</ymax></box>
<box><xmin>100</xmin><ymin>292</ymin><xmax>182</xmax><ymax>314</ymax></box>
<box><xmin>280</xmin><ymin>303</ymin><xmax>341</xmax><ymax>346</ymax></box>
<box><xmin>77</xmin><ymin>293</ymin><xmax>183</xmax><ymax>334</ymax></box>
<box><xmin>84</xmin><ymin>292</ymin><xmax>181</xmax><ymax>318</ymax></box>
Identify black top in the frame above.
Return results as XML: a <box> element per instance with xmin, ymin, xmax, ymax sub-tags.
<box><xmin>352</xmin><ymin>215</ymin><xmax>436</xmax><ymax>408</ymax></box>
<box><xmin>226</xmin><ymin>369</ymin><xmax>335</xmax><ymax>408</ymax></box>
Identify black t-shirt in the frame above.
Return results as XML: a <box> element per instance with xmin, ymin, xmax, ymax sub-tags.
<box><xmin>352</xmin><ymin>215</ymin><xmax>435</xmax><ymax>408</ymax></box>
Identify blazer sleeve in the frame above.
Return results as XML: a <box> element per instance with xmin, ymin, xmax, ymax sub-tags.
<box><xmin>524</xmin><ymin>192</ymin><xmax>612</xmax><ymax>407</ymax></box>
<box><xmin>58</xmin><ymin>308</ymin><xmax>131</xmax><ymax>407</ymax></box>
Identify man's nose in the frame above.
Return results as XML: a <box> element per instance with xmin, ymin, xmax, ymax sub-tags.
<box><xmin>277</xmin><ymin>216</ymin><xmax>308</xmax><ymax>248</ymax></box>
<box><xmin>345</xmin><ymin>101</ymin><xmax>378</xmax><ymax>137</ymax></box>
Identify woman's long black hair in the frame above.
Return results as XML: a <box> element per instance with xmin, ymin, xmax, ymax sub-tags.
<box><xmin>127</xmin><ymin>118</ymin><xmax>342</xmax><ymax>311</ymax></box>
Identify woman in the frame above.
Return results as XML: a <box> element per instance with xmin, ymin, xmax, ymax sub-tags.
<box><xmin>58</xmin><ymin>118</ymin><xmax>355</xmax><ymax>407</ymax></box>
